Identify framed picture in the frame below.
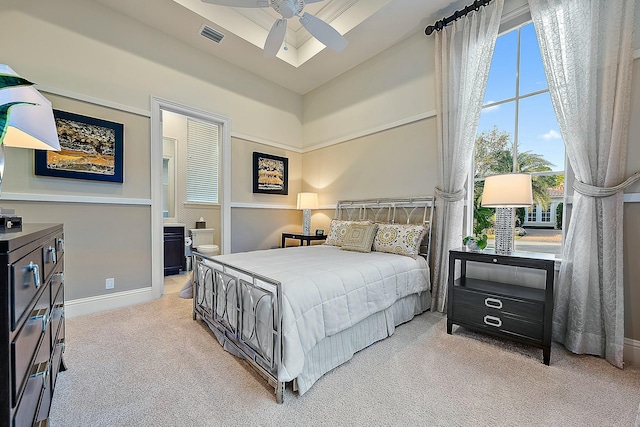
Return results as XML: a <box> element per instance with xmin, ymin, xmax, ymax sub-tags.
<box><xmin>253</xmin><ymin>152</ymin><xmax>288</xmax><ymax>195</ymax></box>
<box><xmin>35</xmin><ymin>110</ymin><xmax>124</xmax><ymax>183</ymax></box>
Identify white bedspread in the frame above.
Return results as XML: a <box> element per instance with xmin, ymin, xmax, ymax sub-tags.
<box><xmin>210</xmin><ymin>245</ymin><xmax>430</xmax><ymax>382</ymax></box>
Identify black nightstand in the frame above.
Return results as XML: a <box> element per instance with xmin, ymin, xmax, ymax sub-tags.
<box><xmin>446</xmin><ymin>247</ymin><xmax>555</xmax><ymax>365</ymax></box>
<box><xmin>281</xmin><ymin>233</ymin><xmax>326</xmax><ymax>248</ymax></box>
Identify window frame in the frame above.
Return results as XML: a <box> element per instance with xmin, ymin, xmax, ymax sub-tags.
<box><xmin>467</xmin><ymin>14</ymin><xmax>570</xmax><ymax>261</ymax></box>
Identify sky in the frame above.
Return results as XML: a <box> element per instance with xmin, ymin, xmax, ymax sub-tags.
<box><xmin>477</xmin><ymin>23</ymin><xmax>565</xmax><ymax>172</ymax></box>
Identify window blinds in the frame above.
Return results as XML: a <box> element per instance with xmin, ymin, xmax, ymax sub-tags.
<box><xmin>186</xmin><ymin>118</ymin><xmax>219</xmax><ymax>203</ymax></box>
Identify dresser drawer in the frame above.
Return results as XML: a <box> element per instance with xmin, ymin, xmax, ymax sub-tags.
<box><xmin>42</xmin><ymin>234</ymin><xmax>63</xmax><ymax>283</ymax></box>
<box><xmin>11</xmin><ymin>248</ymin><xmax>44</xmax><ymax>331</ymax></box>
<box><xmin>11</xmin><ymin>291</ymin><xmax>51</xmax><ymax>405</ymax></box>
<box><xmin>452</xmin><ymin>302</ymin><xmax>544</xmax><ymax>342</ymax></box>
<box><xmin>453</xmin><ymin>286</ymin><xmax>544</xmax><ymax>321</ymax></box>
<box><xmin>50</xmin><ymin>285</ymin><xmax>64</xmax><ymax>343</ymax></box>
<box><xmin>51</xmin><ymin>334</ymin><xmax>65</xmax><ymax>390</ymax></box>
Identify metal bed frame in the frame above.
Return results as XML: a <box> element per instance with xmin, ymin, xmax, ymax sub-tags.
<box><xmin>192</xmin><ymin>196</ymin><xmax>434</xmax><ymax>403</ymax></box>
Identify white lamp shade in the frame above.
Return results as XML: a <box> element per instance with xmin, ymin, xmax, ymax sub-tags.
<box><xmin>481</xmin><ymin>173</ymin><xmax>533</xmax><ymax>207</ymax></box>
<box><xmin>296</xmin><ymin>192</ymin><xmax>318</xmax><ymax>210</ymax></box>
<box><xmin>0</xmin><ymin>65</ymin><xmax>60</xmax><ymax>151</ymax></box>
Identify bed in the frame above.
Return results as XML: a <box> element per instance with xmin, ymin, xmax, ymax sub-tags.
<box><xmin>192</xmin><ymin>196</ymin><xmax>434</xmax><ymax>403</ymax></box>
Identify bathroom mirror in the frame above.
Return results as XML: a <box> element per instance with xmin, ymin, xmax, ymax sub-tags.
<box><xmin>162</xmin><ymin>137</ymin><xmax>177</xmax><ymax>219</ymax></box>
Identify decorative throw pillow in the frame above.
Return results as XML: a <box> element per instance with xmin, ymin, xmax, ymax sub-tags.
<box><xmin>340</xmin><ymin>223</ymin><xmax>378</xmax><ymax>253</ymax></box>
<box><xmin>372</xmin><ymin>223</ymin><xmax>428</xmax><ymax>259</ymax></box>
<box><xmin>324</xmin><ymin>219</ymin><xmax>372</xmax><ymax>246</ymax></box>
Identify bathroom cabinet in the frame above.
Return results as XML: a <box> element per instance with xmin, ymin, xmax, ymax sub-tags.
<box><xmin>163</xmin><ymin>225</ymin><xmax>185</xmax><ymax>276</ymax></box>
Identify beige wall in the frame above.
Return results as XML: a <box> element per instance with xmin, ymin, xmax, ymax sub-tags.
<box><xmin>302</xmin><ymin>31</ymin><xmax>436</xmax><ymax>150</ymax></box>
<box><xmin>3</xmin><ymin>202</ymin><xmax>151</xmax><ymax>301</ymax></box>
<box><xmin>302</xmin><ymin>119</ymin><xmax>439</xmax><ymax>203</ymax></box>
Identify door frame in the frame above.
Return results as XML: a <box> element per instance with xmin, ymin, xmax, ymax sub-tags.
<box><xmin>151</xmin><ymin>97</ymin><xmax>231</xmax><ymax>298</ymax></box>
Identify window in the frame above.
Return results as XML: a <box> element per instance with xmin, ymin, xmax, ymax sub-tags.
<box><xmin>472</xmin><ymin>21</ymin><xmax>565</xmax><ymax>256</ymax></box>
<box><xmin>541</xmin><ymin>206</ymin><xmax>551</xmax><ymax>223</ymax></box>
<box><xmin>186</xmin><ymin>118</ymin><xmax>219</xmax><ymax>204</ymax></box>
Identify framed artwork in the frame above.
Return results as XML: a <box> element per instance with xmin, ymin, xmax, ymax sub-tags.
<box><xmin>253</xmin><ymin>152</ymin><xmax>288</xmax><ymax>195</ymax></box>
<box><xmin>35</xmin><ymin>110</ymin><xmax>124</xmax><ymax>183</ymax></box>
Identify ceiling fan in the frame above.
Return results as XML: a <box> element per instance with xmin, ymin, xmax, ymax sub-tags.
<box><xmin>201</xmin><ymin>0</ymin><xmax>348</xmax><ymax>58</ymax></box>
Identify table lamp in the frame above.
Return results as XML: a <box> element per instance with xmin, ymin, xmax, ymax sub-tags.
<box><xmin>481</xmin><ymin>173</ymin><xmax>533</xmax><ymax>254</ymax></box>
<box><xmin>296</xmin><ymin>192</ymin><xmax>318</xmax><ymax>236</ymax></box>
<box><xmin>0</xmin><ymin>65</ymin><xmax>61</xmax><ymax>227</ymax></box>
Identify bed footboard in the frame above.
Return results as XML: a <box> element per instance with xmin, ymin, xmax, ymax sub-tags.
<box><xmin>192</xmin><ymin>253</ymin><xmax>285</xmax><ymax>403</ymax></box>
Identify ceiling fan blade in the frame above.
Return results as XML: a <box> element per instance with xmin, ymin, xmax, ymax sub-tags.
<box><xmin>264</xmin><ymin>19</ymin><xmax>287</xmax><ymax>58</ymax></box>
<box><xmin>299</xmin><ymin>12</ymin><xmax>348</xmax><ymax>52</ymax></box>
<box><xmin>201</xmin><ymin>0</ymin><xmax>268</xmax><ymax>7</ymax></box>
<box><xmin>304</xmin><ymin>0</ymin><xmax>326</xmax><ymax>3</ymax></box>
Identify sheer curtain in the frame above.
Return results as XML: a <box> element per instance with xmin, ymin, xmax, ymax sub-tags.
<box><xmin>431</xmin><ymin>0</ymin><xmax>503</xmax><ymax>312</ymax></box>
<box><xmin>529</xmin><ymin>0</ymin><xmax>639</xmax><ymax>368</ymax></box>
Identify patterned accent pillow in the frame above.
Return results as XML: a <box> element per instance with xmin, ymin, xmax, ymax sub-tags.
<box><xmin>324</xmin><ymin>219</ymin><xmax>372</xmax><ymax>247</ymax></box>
<box><xmin>340</xmin><ymin>223</ymin><xmax>379</xmax><ymax>253</ymax></box>
<box><xmin>372</xmin><ymin>223</ymin><xmax>428</xmax><ymax>259</ymax></box>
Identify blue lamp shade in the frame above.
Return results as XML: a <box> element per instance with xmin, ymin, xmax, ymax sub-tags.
<box><xmin>0</xmin><ymin>65</ymin><xmax>60</xmax><ymax>151</ymax></box>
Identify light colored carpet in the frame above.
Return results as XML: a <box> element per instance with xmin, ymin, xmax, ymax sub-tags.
<box><xmin>50</xmin><ymin>293</ymin><xmax>640</xmax><ymax>426</ymax></box>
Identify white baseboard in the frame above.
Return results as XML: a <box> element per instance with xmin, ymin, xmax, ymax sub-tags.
<box><xmin>65</xmin><ymin>287</ymin><xmax>155</xmax><ymax>318</ymax></box>
<box><xmin>624</xmin><ymin>338</ymin><xmax>640</xmax><ymax>366</ymax></box>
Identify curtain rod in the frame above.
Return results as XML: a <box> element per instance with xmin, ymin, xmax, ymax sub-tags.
<box><xmin>425</xmin><ymin>0</ymin><xmax>494</xmax><ymax>35</ymax></box>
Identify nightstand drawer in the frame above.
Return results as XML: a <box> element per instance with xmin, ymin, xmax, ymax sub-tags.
<box><xmin>11</xmin><ymin>247</ymin><xmax>44</xmax><ymax>331</ymax></box>
<box><xmin>452</xmin><ymin>302</ymin><xmax>544</xmax><ymax>341</ymax></box>
<box><xmin>453</xmin><ymin>286</ymin><xmax>544</xmax><ymax>321</ymax></box>
<box><xmin>42</xmin><ymin>234</ymin><xmax>62</xmax><ymax>282</ymax></box>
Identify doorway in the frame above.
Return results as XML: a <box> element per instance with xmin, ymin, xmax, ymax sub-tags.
<box><xmin>150</xmin><ymin>97</ymin><xmax>231</xmax><ymax>298</ymax></box>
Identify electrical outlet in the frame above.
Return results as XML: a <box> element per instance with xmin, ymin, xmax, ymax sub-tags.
<box><xmin>106</xmin><ymin>278</ymin><xmax>115</xmax><ymax>289</ymax></box>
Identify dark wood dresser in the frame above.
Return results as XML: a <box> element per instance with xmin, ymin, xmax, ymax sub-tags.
<box><xmin>0</xmin><ymin>224</ymin><xmax>66</xmax><ymax>427</ymax></box>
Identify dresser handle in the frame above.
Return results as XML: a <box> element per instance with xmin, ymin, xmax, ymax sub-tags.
<box><xmin>483</xmin><ymin>315</ymin><xmax>502</xmax><ymax>328</ymax></box>
<box><xmin>48</xmin><ymin>246</ymin><xmax>57</xmax><ymax>264</ymax></box>
<box><xmin>484</xmin><ymin>297</ymin><xmax>503</xmax><ymax>309</ymax></box>
<box><xmin>27</xmin><ymin>262</ymin><xmax>40</xmax><ymax>288</ymax></box>
<box><xmin>57</xmin><ymin>237</ymin><xmax>64</xmax><ymax>252</ymax></box>
<box><xmin>30</xmin><ymin>308</ymin><xmax>50</xmax><ymax>332</ymax></box>
<box><xmin>30</xmin><ymin>361</ymin><xmax>50</xmax><ymax>389</ymax></box>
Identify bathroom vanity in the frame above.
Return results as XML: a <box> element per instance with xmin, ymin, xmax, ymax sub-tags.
<box><xmin>163</xmin><ymin>224</ymin><xmax>185</xmax><ymax>276</ymax></box>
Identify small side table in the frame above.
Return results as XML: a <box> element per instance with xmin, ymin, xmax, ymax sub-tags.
<box><xmin>282</xmin><ymin>233</ymin><xmax>326</xmax><ymax>248</ymax></box>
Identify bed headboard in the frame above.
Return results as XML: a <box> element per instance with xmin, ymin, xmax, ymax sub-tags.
<box><xmin>334</xmin><ymin>196</ymin><xmax>435</xmax><ymax>262</ymax></box>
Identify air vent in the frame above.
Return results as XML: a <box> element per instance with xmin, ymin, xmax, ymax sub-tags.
<box><xmin>199</xmin><ymin>24</ymin><xmax>225</xmax><ymax>44</ymax></box>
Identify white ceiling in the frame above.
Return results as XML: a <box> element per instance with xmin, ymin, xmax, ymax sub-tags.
<box><xmin>94</xmin><ymin>0</ymin><xmax>465</xmax><ymax>94</ymax></box>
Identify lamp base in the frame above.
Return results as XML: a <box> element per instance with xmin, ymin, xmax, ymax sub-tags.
<box><xmin>302</xmin><ymin>209</ymin><xmax>311</xmax><ymax>236</ymax></box>
<box><xmin>494</xmin><ymin>207</ymin><xmax>514</xmax><ymax>255</ymax></box>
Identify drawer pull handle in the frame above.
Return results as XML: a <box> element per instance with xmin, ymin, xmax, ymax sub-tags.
<box><xmin>27</xmin><ymin>262</ymin><xmax>40</xmax><ymax>288</ymax></box>
<box><xmin>57</xmin><ymin>237</ymin><xmax>64</xmax><ymax>252</ymax></box>
<box><xmin>48</xmin><ymin>246</ymin><xmax>57</xmax><ymax>264</ymax></box>
<box><xmin>483</xmin><ymin>315</ymin><xmax>502</xmax><ymax>328</ymax></box>
<box><xmin>484</xmin><ymin>297</ymin><xmax>503</xmax><ymax>309</ymax></box>
<box><xmin>30</xmin><ymin>361</ymin><xmax>50</xmax><ymax>389</ymax></box>
<box><xmin>30</xmin><ymin>308</ymin><xmax>50</xmax><ymax>332</ymax></box>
